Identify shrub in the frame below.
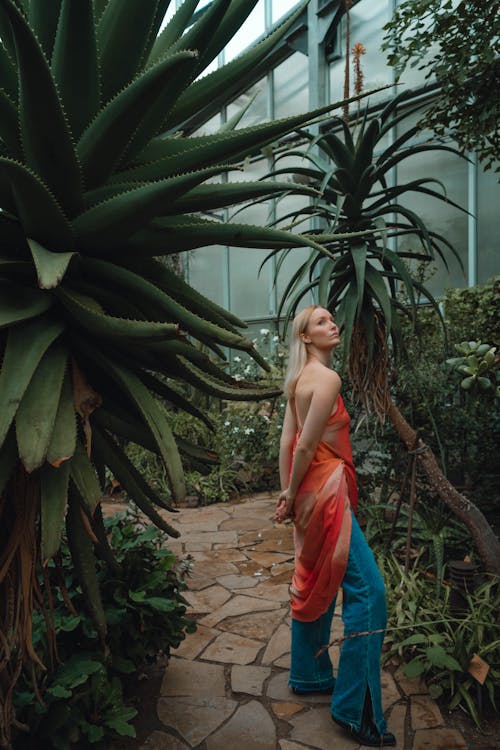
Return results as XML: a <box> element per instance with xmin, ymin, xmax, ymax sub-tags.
<box><xmin>12</xmin><ymin>512</ymin><xmax>194</xmax><ymax>749</ymax></box>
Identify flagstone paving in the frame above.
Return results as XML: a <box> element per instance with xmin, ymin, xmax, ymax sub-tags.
<box><xmin>111</xmin><ymin>492</ymin><xmax>470</xmax><ymax>750</ymax></box>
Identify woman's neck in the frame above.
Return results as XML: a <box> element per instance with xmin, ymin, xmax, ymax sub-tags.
<box><xmin>306</xmin><ymin>348</ymin><xmax>331</xmax><ymax>367</ymax></box>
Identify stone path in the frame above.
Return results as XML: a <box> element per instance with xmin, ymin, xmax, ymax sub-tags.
<box><xmin>132</xmin><ymin>492</ymin><xmax>468</xmax><ymax>750</ymax></box>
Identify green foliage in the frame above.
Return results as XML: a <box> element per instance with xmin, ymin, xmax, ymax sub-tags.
<box><xmin>13</xmin><ymin>511</ymin><xmax>193</xmax><ymax>749</ymax></box>
<box><xmin>446</xmin><ymin>341</ymin><xmax>499</xmax><ymax>394</ymax></box>
<box><xmin>366</xmin><ymin>498</ymin><xmax>471</xmax><ymax>595</ymax></box>
<box><xmin>1</xmin><ymin>2</ymin><xmax>372</xmax><ymax>731</ymax></box>
<box><xmin>379</xmin><ymin>553</ymin><xmax>500</xmax><ymax>725</ymax></box>
<box><xmin>264</xmin><ymin>91</ymin><xmax>467</xmax><ymax>418</ymax></box>
<box><xmin>383</xmin><ymin>0</ymin><xmax>500</xmax><ymax>169</ymax></box>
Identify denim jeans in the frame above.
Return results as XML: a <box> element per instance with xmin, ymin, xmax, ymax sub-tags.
<box><xmin>289</xmin><ymin>510</ymin><xmax>388</xmax><ymax>733</ymax></box>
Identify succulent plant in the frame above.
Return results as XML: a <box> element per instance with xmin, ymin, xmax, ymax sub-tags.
<box><xmin>0</xmin><ymin>0</ymin><xmax>370</xmax><ymax>738</ymax></box>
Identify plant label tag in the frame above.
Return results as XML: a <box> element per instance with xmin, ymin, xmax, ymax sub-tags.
<box><xmin>467</xmin><ymin>653</ymin><xmax>489</xmax><ymax>685</ymax></box>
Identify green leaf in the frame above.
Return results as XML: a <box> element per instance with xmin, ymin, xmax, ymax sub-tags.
<box><xmin>167</xmin><ymin>180</ymin><xmax>317</xmax><ymax>215</ymax></box>
<box><xmin>73</xmin><ymin>166</ymin><xmax>232</xmax><ymax>251</ymax></box>
<box><xmin>75</xmin><ymin>341</ymin><xmax>185</xmax><ymax>503</ymax></box>
<box><xmin>124</xmin><ymin>216</ymin><xmax>326</xmax><ymax>257</ymax></box>
<box><xmin>365</xmin><ymin>263</ymin><xmax>392</xmax><ymax>332</ymax></box>
<box><xmin>166</xmin><ymin>1</ymin><xmax>309</xmax><ymax>129</ymax></box>
<box><xmin>92</xmin><ymin>425</ymin><xmax>176</xmax><ymax>514</ymax></box>
<box><xmin>0</xmin><ymin>88</ymin><xmax>21</xmax><ymax>157</ymax></box>
<box><xmin>98</xmin><ymin>0</ymin><xmax>164</xmax><ymax>102</ymax></box>
<box><xmin>0</xmin><ymin>315</ymin><xmax>64</xmax><ymax>448</ymax></box>
<box><xmin>56</xmin><ymin>286</ymin><xmax>180</xmax><ymax>343</ymax></box>
<box><xmin>77</xmin><ymin>50</ymin><xmax>199</xmax><ymax>187</ymax></box>
<box><xmin>404</xmin><ymin>658</ymin><xmax>427</xmax><ymax>678</ymax></box>
<box><xmin>28</xmin><ymin>0</ymin><xmax>62</xmax><ymax>61</ymax></box>
<box><xmin>40</xmin><ymin>461</ymin><xmax>70</xmax><ymax>564</ymax></box>
<box><xmin>51</xmin><ymin>0</ymin><xmax>99</xmax><ymax>139</ymax></box>
<box><xmin>16</xmin><ymin>343</ymin><xmax>67</xmax><ymax>471</ymax></box>
<box><xmin>27</xmin><ymin>238</ymin><xmax>75</xmax><ymax>289</ymax></box>
<box><xmin>0</xmin><ymin>279</ymin><xmax>53</xmax><ymax>328</ymax></box>
<box><xmin>0</xmin><ymin>428</ymin><xmax>17</xmax><ymax>496</ymax></box>
<box><xmin>80</xmin><ymin>257</ymin><xmax>262</xmax><ymax>351</ymax></box>
<box><xmin>65</xmin><ymin>492</ymin><xmax>107</xmax><ymax>641</ymax></box>
<box><xmin>70</xmin><ymin>439</ymin><xmax>103</xmax><ymax>514</ymax></box>
<box><xmin>0</xmin><ymin>157</ymin><xmax>74</xmax><ymax>250</ymax></box>
<box><xmin>148</xmin><ymin>0</ymin><xmax>199</xmax><ymax>66</ymax></box>
<box><xmin>47</xmin><ymin>370</ymin><xmax>76</xmax><ymax>468</ymax></box>
<box><xmin>1</xmin><ymin>0</ymin><xmax>83</xmax><ymax>215</ymax></box>
<box><xmin>92</xmin><ymin>427</ymin><xmax>180</xmax><ymax>537</ymax></box>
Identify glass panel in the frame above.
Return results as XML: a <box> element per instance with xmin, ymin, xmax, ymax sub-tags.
<box><xmin>274</xmin><ymin>51</ymin><xmax>309</xmax><ymax>118</ymax></box>
<box><xmin>226</xmin><ymin>77</ymin><xmax>269</xmax><ymax>131</ymax></box>
<box><xmin>477</xmin><ymin>163</ymin><xmax>500</xmax><ymax>284</ymax></box>
<box><xmin>225</xmin><ymin>1</ymin><xmax>266</xmax><ymax>62</ymax></box>
<box><xmin>229</xmin><ymin>246</ymin><xmax>272</xmax><ymax>318</ymax></box>
<box><xmin>329</xmin><ymin>0</ymin><xmax>392</xmax><ymax>109</ymax></box>
<box><xmin>187</xmin><ymin>246</ymin><xmax>226</xmax><ymax>308</ymax></box>
<box><xmin>396</xmin><ymin>147</ymin><xmax>468</xmax><ymax>296</ymax></box>
<box><xmin>272</xmin><ymin>0</ymin><xmax>300</xmax><ymax>23</ymax></box>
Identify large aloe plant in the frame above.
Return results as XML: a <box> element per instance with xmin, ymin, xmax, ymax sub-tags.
<box><xmin>265</xmin><ymin>92</ymin><xmax>500</xmax><ymax>575</ymax></box>
<box><xmin>0</xmin><ymin>0</ymin><xmax>376</xmax><ymax>741</ymax></box>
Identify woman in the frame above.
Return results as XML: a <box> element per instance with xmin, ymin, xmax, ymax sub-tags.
<box><xmin>275</xmin><ymin>305</ymin><xmax>395</xmax><ymax>747</ymax></box>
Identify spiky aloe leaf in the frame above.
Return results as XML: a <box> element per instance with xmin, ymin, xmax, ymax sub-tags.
<box><xmin>69</xmin><ymin>439</ymin><xmax>102</xmax><ymax>514</ymax></box>
<box><xmin>167</xmin><ymin>180</ymin><xmax>318</xmax><ymax>214</ymax></box>
<box><xmin>123</xmin><ymin>257</ymin><xmax>245</xmax><ymax>331</ymax></box>
<box><xmin>0</xmin><ymin>315</ymin><xmax>64</xmax><ymax>447</ymax></box>
<box><xmin>73</xmin><ymin>166</ymin><xmax>234</xmax><ymax>251</ymax></box>
<box><xmin>166</xmin><ymin>1</ymin><xmax>307</xmax><ymax>129</ymax></box>
<box><xmin>0</xmin><ymin>41</ymin><xmax>17</xmax><ymax>101</ymax></box>
<box><xmin>0</xmin><ymin>0</ymin><xmax>83</xmax><ymax>215</ymax></box>
<box><xmin>0</xmin><ymin>279</ymin><xmax>53</xmax><ymax>327</ymax></box>
<box><xmin>0</xmin><ymin>89</ymin><xmax>21</xmax><ymax>158</ymax></box>
<box><xmin>27</xmin><ymin>239</ymin><xmax>75</xmax><ymax>289</ymax></box>
<box><xmin>93</xmin><ymin>424</ymin><xmax>176</xmax><ymax>513</ymax></box>
<box><xmin>40</xmin><ymin>461</ymin><xmax>70</xmax><ymax>565</ymax></box>
<box><xmin>148</xmin><ymin>0</ymin><xmax>198</xmax><ymax>65</ymax></box>
<box><xmin>15</xmin><ymin>343</ymin><xmax>67</xmax><ymax>472</ymax></box>
<box><xmin>80</xmin><ymin>257</ymin><xmax>258</xmax><ymax>350</ymax></box>
<box><xmin>46</xmin><ymin>370</ymin><xmax>76</xmax><ymax>467</ymax></box>
<box><xmin>51</xmin><ymin>0</ymin><xmax>99</xmax><ymax>139</ymax></box>
<box><xmin>56</xmin><ymin>287</ymin><xmax>180</xmax><ymax>343</ymax></box>
<box><xmin>123</xmin><ymin>216</ymin><xmax>327</xmax><ymax>255</ymax></box>
<box><xmin>93</xmin><ymin>427</ymin><xmax>179</xmax><ymax>537</ymax></box>
<box><xmin>98</xmin><ymin>0</ymin><xmax>166</xmax><ymax>103</ymax></box>
<box><xmin>0</xmin><ymin>158</ymin><xmax>74</xmax><ymax>250</ymax></box>
<box><xmin>0</xmin><ymin>428</ymin><xmax>17</xmax><ymax>496</ymax></box>
<box><xmin>73</xmin><ymin>338</ymin><xmax>186</xmax><ymax>503</ymax></box>
<box><xmin>77</xmin><ymin>50</ymin><xmax>199</xmax><ymax>187</ymax></box>
<box><xmin>66</xmin><ymin>491</ymin><xmax>106</xmax><ymax>641</ymax></box>
<box><xmin>27</xmin><ymin>0</ymin><xmax>62</xmax><ymax>61</ymax></box>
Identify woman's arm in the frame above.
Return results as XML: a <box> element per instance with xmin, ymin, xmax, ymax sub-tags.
<box><xmin>279</xmin><ymin>400</ymin><xmax>297</xmax><ymax>491</ymax></box>
<box><xmin>275</xmin><ymin>369</ymin><xmax>340</xmax><ymax>522</ymax></box>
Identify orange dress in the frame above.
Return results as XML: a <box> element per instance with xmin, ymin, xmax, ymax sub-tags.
<box><xmin>290</xmin><ymin>395</ymin><xmax>357</xmax><ymax>622</ymax></box>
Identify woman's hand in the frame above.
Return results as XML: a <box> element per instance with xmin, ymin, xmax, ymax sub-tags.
<box><xmin>274</xmin><ymin>489</ymin><xmax>295</xmax><ymax>523</ymax></box>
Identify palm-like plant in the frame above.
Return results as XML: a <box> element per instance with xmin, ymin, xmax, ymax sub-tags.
<box><xmin>265</xmin><ymin>93</ymin><xmax>500</xmax><ymax>576</ymax></box>
<box><xmin>269</xmin><ymin>90</ymin><xmax>465</xmax><ymax>414</ymax></box>
<box><xmin>0</xmin><ymin>0</ymin><xmax>373</xmax><ymax>740</ymax></box>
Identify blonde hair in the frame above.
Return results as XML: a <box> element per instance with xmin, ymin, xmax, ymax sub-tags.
<box><xmin>283</xmin><ymin>305</ymin><xmax>320</xmax><ymax>399</ymax></box>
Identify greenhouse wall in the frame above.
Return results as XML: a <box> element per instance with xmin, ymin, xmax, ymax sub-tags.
<box><xmin>181</xmin><ymin>0</ymin><xmax>499</xmax><ymax>335</ymax></box>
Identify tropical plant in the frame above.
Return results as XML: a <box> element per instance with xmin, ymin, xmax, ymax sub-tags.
<box><xmin>13</xmin><ymin>510</ymin><xmax>193</xmax><ymax>749</ymax></box>
<box><xmin>382</xmin><ymin>0</ymin><xmax>500</xmax><ymax>170</ymax></box>
<box><xmin>0</xmin><ymin>0</ymin><xmax>376</xmax><ymax>743</ymax></box>
<box><xmin>264</xmin><ymin>89</ymin><xmax>500</xmax><ymax>575</ymax></box>
<box><xmin>380</xmin><ymin>553</ymin><xmax>500</xmax><ymax>726</ymax></box>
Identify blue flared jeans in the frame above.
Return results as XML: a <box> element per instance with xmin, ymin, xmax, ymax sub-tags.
<box><xmin>289</xmin><ymin>510</ymin><xmax>388</xmax><ymax>733</ymax></box>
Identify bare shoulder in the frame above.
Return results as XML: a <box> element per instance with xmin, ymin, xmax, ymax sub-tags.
<box><xmin>309</xmin><ymin>362</ymin><xmax>341</xmax><ymax>391</ymax></box>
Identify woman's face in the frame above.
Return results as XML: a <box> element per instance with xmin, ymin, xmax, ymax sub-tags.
<box><xmin>302</xmin><ymin>307</ymin><xmax>340</xmax><ymax>350</ymax></box>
